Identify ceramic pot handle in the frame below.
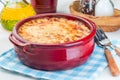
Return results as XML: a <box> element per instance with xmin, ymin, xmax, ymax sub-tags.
<box><xmin>9</xmin><ymin>34</ymin><xmax>40</xmax><ymax>55</ymax></box>
<box><xmin>9</xmin><ymin>33</ymin><xmax>29</xmax><ymax>47</ymax></box>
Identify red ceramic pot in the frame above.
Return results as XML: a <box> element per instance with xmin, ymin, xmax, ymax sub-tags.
<box><xmin>9</xmin><ymin>13</ymin><xmax>96</xmax><ymax>71</ymax></box>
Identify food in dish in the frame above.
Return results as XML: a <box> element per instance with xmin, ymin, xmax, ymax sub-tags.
<box><xmin>18</xmin><ymin>17</ymin><xmax>90</xmax><ymax>44</ymax></box>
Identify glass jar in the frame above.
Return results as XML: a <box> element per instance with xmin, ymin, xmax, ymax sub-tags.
<box><xmin>95</xmin><ymin>0</ymin><xmax>114</xmax><ymax>16</ymax></box>
<box><xmin>30</xmin><ymin>0</ymin><xmax>57</xmax><ymax>14</ymax></box>
<box><xmin>0</xmin><ymin>0</ymin><xmax>36</xmax><ymax>31</ymax></box>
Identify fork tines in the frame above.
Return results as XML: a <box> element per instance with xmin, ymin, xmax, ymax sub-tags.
<box><xmin>95</xmin><ymin>28</ymin><xmax>108</xmax><ymax>41</ymax></box>
<box><xmin>98</xmin><ymin>28</ymin><xmax>108</xmax><ymax>38</ymax></box>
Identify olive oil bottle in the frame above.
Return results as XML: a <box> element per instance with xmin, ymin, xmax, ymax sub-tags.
<box><xmin>0</xmin><ymin>0</ymin><xmax>36</xmax><ymax>31</ymax></box>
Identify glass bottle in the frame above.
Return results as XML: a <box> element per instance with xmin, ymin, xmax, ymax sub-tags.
<box><xmin>0</xmin><ymin>0</ymin><xmax>36</xmax><ymax>31</ymax></box>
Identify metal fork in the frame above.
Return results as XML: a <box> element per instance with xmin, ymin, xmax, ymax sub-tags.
<box><xmin>96</xmin><ymin>28</ymin><xmax>120</xmax><ymax>56</ymax></box>
<box><xmin>95</xmin><ymin>28</ymin><xmax>120</xmax><ymax>76</ymax></box>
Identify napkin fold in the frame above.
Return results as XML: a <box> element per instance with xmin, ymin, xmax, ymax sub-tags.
<box><xmin>3</xmin><ymin>40</ymin><xmax>120</xmax><ymax>80</ymax></box>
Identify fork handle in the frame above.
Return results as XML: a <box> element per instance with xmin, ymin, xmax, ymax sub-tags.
<box><xmin>114</xmin><ymin>46</ymin><xmax>120</xmax><ymax>56</ymax></box>
<box><xmin>104</xmin><ymin>47</ymin><xmax>120</xmax><ymax>76</ymax></box>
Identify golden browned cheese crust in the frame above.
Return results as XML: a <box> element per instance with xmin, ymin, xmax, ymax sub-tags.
<box><xmin>18</xmin><ymin>17</ymin><xmax>90</xmax><ymax>44</ymax></box>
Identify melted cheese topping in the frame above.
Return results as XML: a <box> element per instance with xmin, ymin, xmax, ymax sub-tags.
<box><xmin>18</xmin><ymin>17</ymin><xmax>90</xmax><ymax>44</ymax></box>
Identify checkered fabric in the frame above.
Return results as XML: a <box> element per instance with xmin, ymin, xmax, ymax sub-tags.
<box><xmin>2</xmin><ymin>40</ymin><xmax>119</xmax><ymax>80</ymax></box>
